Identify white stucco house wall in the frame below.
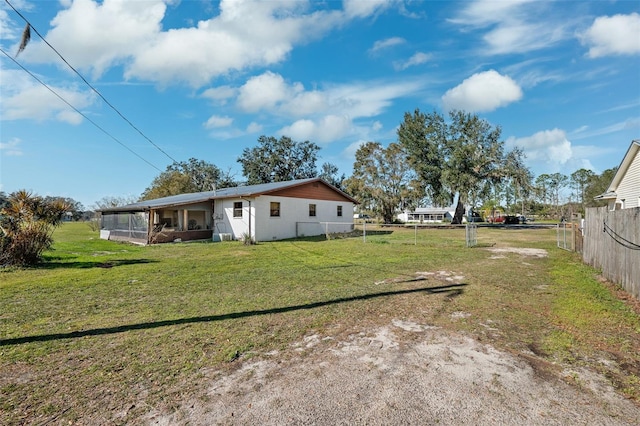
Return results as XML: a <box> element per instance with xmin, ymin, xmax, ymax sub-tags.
<box><xmin>595</xmin><ymin>140</ymin><xmax>640</xmax><ymax>210</ymax></box>
<box><xmin>99</xmin><ymin>178</ymin><xmax>357</xmax><ymax>244</ymax></box>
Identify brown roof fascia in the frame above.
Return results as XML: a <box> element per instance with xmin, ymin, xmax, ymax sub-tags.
<box><xmin>258</xmin><ymin>178</ymin><xmax>359</xmax><ymax>204</ymax></box>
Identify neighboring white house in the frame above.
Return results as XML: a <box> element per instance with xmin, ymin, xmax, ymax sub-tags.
<box><xmin>595</xmin><ymin>140</ymin><xmax>640</xmax><ymax>210</ymax></box>
<box><xmin>99</xmin><ymin>178</ymin><xmax>357</xmax><ymax>244</ymax></box>
<box><xmin>397</xmin><ymin>208</ymin><xmax>453</xmax><ymax>223</ymax></box>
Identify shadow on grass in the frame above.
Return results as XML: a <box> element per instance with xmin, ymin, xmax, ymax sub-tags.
<box><xmin>292</xmin><ymin>230</ymin><xmax>394</xmax><ymax>242</ymax></box>
<box><xmin>0</xmin><ymin>283</ymin><xmax>466</xmax><ymax>346</ymax></box>
<box><xmin>37</xmin><ymin>259</ymin><xmax>158</xmax><ymax>269</ymax></box>
<box><xmin>470</xmin><ymin>243</ymin><xmax>497</xmax><ymax>248</ymax></box>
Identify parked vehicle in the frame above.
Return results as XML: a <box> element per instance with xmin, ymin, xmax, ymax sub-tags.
<box><xmin>504</xmin><ymin>215</ymin><xmax>520</xmax><ymax>224</ymax></box>
<box><xmin>353</xmin><ymin>214</ymin><xmax>373</xmax><ymax>223</ymax></box>
<box><xmin>487</xmin><ymin>215</ymin><xmax>505</xmax><ymax>224</ymax></box>
<box><xmin>466</xmin><ymin>211</ymin><xmax>484</xmax><ymax>222</ymax></box>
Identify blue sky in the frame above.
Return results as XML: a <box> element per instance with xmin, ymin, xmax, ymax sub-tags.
<box><xmin>1</xmin><ymin>0</ymin><xmax>639</xmax><ymax>209</ymax></box>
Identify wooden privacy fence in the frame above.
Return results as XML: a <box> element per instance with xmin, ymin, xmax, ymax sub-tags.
<box><xmin>583</xmin><ymin>207</ymin><xmax>640</xmax><ymax>298</ymax></box>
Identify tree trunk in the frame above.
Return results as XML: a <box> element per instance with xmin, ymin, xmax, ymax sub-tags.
<box><xmin>451</xmin><ymin>200</ymin><xmax>465</xmax><ymax>224</ymax></box>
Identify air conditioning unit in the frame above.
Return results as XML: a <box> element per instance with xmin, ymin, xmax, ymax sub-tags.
<box><xmin>213</xmin><ymin>233</ymin><xmax>232</xmax><ymax>242</ymax></box>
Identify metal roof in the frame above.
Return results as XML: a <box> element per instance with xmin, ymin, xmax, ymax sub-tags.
<box><xmin>99</xmin><ymin>178</ymin><xmax>356</xmax><ymax>212</ymax></box>
<box><xmin>409</xmin><ymin>207</ymin><xmax>450</xmax><ymax>214</ymax></box>
<box><xmin>594</xmin><ymin>191</ymin><xmax>617</xmax><ymax>200</ymax></box>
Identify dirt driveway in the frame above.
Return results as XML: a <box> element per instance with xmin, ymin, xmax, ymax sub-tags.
<box><xmin>145</xmin><ymin>318</ymin><xmax>639</xmax><ymax>425</ymax></box>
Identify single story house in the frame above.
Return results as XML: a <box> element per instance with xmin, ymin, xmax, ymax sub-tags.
<box><xmin>99</xmin><ymin>178</ymin><xmax>358</xmax><ymax>244</ymax></box>
<box><xmin>595</xmin><ymin>140</ymin><xmax>640</xmax><ymax>210</ymax></box>
<box><xmin>397</xmin><ymin>208</ymin><xmax>453</xmax><ymax>223</ymax></box>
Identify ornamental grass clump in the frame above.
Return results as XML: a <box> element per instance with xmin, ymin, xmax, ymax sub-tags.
<box><xmin>0</xmin><ymin>190</ymin><xmax>69</xmax><ymax>266</ymax></box>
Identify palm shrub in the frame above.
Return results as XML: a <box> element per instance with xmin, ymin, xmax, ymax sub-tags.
<box><xmin>0</xmin><ymin>190</ymin><xmax>69</xmax><ymax>266</ymax></box>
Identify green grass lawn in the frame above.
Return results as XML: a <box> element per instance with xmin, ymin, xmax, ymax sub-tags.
<box><xmin>1</xmin><ymin>222</ymin><xmax>638</xmax><ymax>424</ymax></box>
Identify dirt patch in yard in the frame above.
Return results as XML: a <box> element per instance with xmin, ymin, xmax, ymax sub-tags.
<box><xmin>145</xmin><ymin>320</ymin><xmax>639</xmax><ymax>425</ymax></box>
<box><xmin>486</xmin><ymin>247</ymin><xmax>548</xmax><ymax>258</ymax></box>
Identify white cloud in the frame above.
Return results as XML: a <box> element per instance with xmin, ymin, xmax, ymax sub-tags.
<box><xmin>372</xmin><ymin>121</ymin><xmax>383</xmax><ymax>131</ymax></box>
<box><xmin>597</xmin><ymin>100</ymin><xmax>640</xmax><ymax>114</ymax></box>
<box><xmin>237</xmin><ymin>71</ymin><xmax>290</xmax><ymax>112</ymax></box>
<box><xmin>205</xmin><ymin>128</ymin><xmax>245</xmax><ymax>141</ymax></box>
<box><xmin>507</xmin><ymin>129</ymin><xmax>572</xmax><ymax>165</ymax></box>
<box><xmin>450</xmin><ymin>0</ymin><xmax>569</xmax><ymax>55</ymax></box>
<box><xmin>449</xmin><ymin>0</ymin><xmax>534</xmax><ymax>27</ymax></box>
<box><xmin>236</xmin><ymin>70</ymin><xmax>424</xmax><ymax>122</ymax></box>
<box><xmin>343</xmin><ymin>139</ymin><xmax>367</xmax><ymax>158</ymax></box>
<box><xmin>201</xmin><ymin>86</ymin><xmax>237</xmax><ymax>104</ymax></box>
<box><xmin>21</xmin><ymin>0</ymin><xmax>168</xmax><ymax>79</ymax></box>
<box><xmin>283</xmin><ymin>90</ymin><xmax>328</xmax><ymax>117</ymax></box>
<box><xmin>442</xmin><ymin>70</ymin><xmax>522</xmax><ymax>112</ymax></box>
<box><xmin>0</xmin><ymin>0</ymin><xmax>34</xmax><ymax>43</ymax></box>
<box><xmin>581</xmin><ymin>13</ymin><xmax>640</xmax><ymax>58</ymax></box>
<box><xmin>204</xmin><ymin>115</ymin><xmax>233</xmax><ymax>129</ymax></box>
<box><xmin>278</xmin><ymin>115</ymin><xmax>352</xmax><ymax>144</ymax></box>
<box><xmin>0</xmin><ymin>137</ymin><xmax>23</xmax><ymax>156</ymax></box>
<box><xmin>326</xmin><ymin>80</ymin><xmax>424</xmax><ymax>118</ymax></box>
<box><xmin>570</xmin><ymin>117</ymin><xmax>640</xmax><ymax>140</ymax></box>
<box><xmin>15</xmin><ymin>0</ymin><xmax>394</xmax><ymax>87</ymax></box>
<box><xmin>126</xmin><ymin>0</ymin><xmax>347</xmax><ymax>87</ymax></box>
<box><xmin>343</xmin><ymin>0</ymin><xmax>393</xmax><ymax>19</ymax></box>
<box><xmin>482</xmin><ymin>22</ymin><xmax>566</xmax><ymax>55</ymax></box>
<box><xmin>246</xmin><ymin>122</ymin><xmax>263</xmax><ymax>133</ymax></box>
<box><xmin>0</xmin><ymin>70</ymin><xmax>95</xmax><ymax>124</ymax></box>
<box><xmin>369</xmin><ymin>37</ymin><xmax>406</xmax><ymax>54</ymax></box>
<box><xmin>205</xmin><ymin>71</ymin><xmax>426</xmax><ymax>145</ymax></box>
<box><xmin>502</xmin><ymin>59</ymin><xmax>564</xmax><ymax>89</ymax></box>
<box><xmin>568</xmin><ymin>146</ymin><xmax>599</xmax><ymax>170</ymax></box>
<box><xmin>571</xmin><ymin>125</ymin><xmax>589</xmax><ymax>135</ymax></box>
<box><xmin>56</xmin><ymin>109</ymin><xmax>84</xmax><ymax>125</ymax></box>
<box><xmin>393</xmin><ymin>52</ymin><xmax>431</xmax><ymax>70</ymax></box>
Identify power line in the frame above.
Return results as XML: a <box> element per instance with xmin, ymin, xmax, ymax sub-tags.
<box><xmin>603</xmin><ymin>221</ymin><xmax>640</xmax><ymax>250</ymax></box>
<box><xmin>4</xmin><ymin>0</ymin><xmax>178</xmax><ymax>165</ymax></box>
<box><xmin>1</xmin><ymin>47</ymin><xmax>163</xmax><ymax>172</ymax></box>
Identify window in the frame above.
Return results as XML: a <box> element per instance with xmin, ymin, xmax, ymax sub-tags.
<box><xmin>233</xmin><ymin>201</ymin><xmax>243</xmax><ymax>218</ymax></box>
<box><xmin>309</xmin><ymin>204</ymin><xmax>316</xmax><ymax>217</ymax></box>
<box><xmin>337</xmin><ymin>205</ymin><xmax>343</xmax><ymax>217</ymax></box>
<box><xmin>270</xmin><ymin>202</ymin><xmax>280</xmax><ymax>217</ymax></box>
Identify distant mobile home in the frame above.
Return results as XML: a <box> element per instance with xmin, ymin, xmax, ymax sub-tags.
<box><xmin>99</xmin><ymin>178</ymin><xmax>357</xmax><ymax>244</ymax></box>
<box><xmin>397</xmin><ymin>208</ymin><xmax>452</xmax><ymax>223</ymax></box>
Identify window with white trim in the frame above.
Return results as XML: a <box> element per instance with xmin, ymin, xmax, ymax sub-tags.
<box><xmin>309</xmin><ymin>204</ymin><xmax>316</xmax><ymax>217</ymax></box>
<box><xmin>270</xmin><ymin>202</ymin><xmax>280</xmax><ymax>217</ymax></box>
<box><xmin>233</xmin><ymin>201</ymin><xmax>243</xmax><ymax>218</ymax></box>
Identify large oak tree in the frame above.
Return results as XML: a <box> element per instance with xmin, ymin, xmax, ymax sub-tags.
<box><xmin>398</xmin><ymin>109</ymin><xmax>523</xmax><ymax>224</ymax></box>
<box><xmin>238</xmin><ymin>136</ymin><xmax>320</xmax><ymax>185</ymax></box>
<box><xmin>344</xmin><ymin>142</ymin><xmax>420</xmax><ymax>223</ymax></box>
<box><xmin>141</xmin><ymin>158</ymin><xmax>236</xmax><ymax>200</ymax></box>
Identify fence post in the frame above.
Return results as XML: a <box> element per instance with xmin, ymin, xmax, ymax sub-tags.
<box><xmin>465</xmin><ymin>223</ymin><xmax>477</xmax><ymax>247</ymax></box>
<box><xmin>363</xmin><ymin>221</ymin><xmax>367</xmax><ymax>243</ymax></box>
